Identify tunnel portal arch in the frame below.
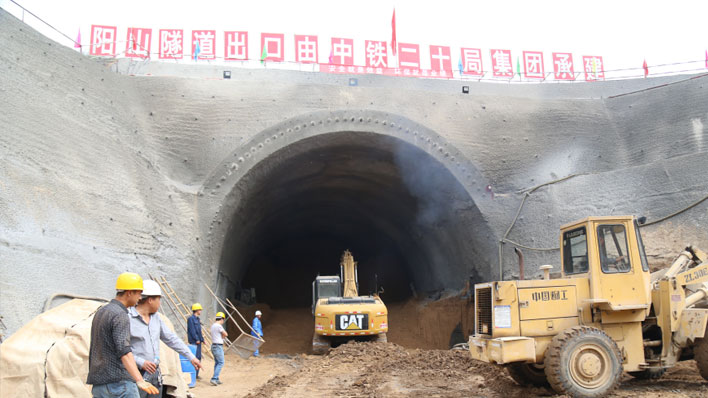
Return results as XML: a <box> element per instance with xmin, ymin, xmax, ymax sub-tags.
<box><xmin>199</xmin><ymin>110</ymin><xmax>500</xmax><ymax>306</ymax></box>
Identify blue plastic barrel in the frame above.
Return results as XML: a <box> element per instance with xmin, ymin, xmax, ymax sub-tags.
<box><xmin>180</xmin><ymin>344</ymin><xmax>198</xmax><ymax>388</ymax></box>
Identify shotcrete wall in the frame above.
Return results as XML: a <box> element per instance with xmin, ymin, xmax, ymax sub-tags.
<box><xmin>1</xmin><ymin>9</ymin><xmax>707</xmax><ymax>336</ymax></box>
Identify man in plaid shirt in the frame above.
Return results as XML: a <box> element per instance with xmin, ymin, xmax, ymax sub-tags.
<box><xmin>87</xmin><ymin>273</ymin><xmax>159</xmax><ymax>398</ymax></box>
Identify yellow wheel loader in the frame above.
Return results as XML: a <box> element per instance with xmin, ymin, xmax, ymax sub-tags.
<box><xmin>468</xmin><ymin>215</ymin><xmax>708</xmax><ymax>397</ymax></box>
<box><xmin>311</xmin><ymin>250</ymin><xmax>388</xmax><ymax>354</ymax></box>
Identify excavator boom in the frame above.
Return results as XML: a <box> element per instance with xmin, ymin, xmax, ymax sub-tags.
<box><xmin>341</xmin><ymin>250</ymin><xmax>358</xmax><ymax>298</ymax></box>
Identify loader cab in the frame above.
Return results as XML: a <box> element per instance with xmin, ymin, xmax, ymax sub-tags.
<box><xmin>312</xmin><ymin>276</ymin><xmax>341</xmax><ymax>315</ymax></box>
<box><xmin>561</xmin><ymin>216</ymin><xmax>652</xmax><ymax>312</ymax></box>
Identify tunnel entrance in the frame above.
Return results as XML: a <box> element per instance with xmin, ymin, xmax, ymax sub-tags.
<box><xmin>217</xmin><ymin>131</ymin><xmax>488</xmax><ymax>311</ymax></box>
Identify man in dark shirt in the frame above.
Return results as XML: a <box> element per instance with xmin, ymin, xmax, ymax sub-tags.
<box><xmin>87</xmin><ymin>272</ymin><xmax>159</xmax><ymax>398</ymax></box>
<box><xmin>187</xmin><ymin>303</ymin><xmax>205</xmax><ymax>379</ymax></box>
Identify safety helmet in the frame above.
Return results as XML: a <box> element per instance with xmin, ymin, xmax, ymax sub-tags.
<box><xmin>255</xmin><ymin>310</ymin><xmax>262</xmax><ymax>316</ymax></box>
<box><xmin>115</xmin><ymin>272</ymin><xmax>144</xmax><ymax>291</ymax></box>
<box><xmin>216</xmin><ymin>312</ymin><xmax>225</xmax><ymax>319</ymax></box>
<box><xmin>141</xmin><ymin>280</ymin><xmax>162</xmax><ymax>297</ymax></box>
<box><xmin>191</xmin><ymin>303</ymin><xmax>203</xmax><ymax>311</ymax></box>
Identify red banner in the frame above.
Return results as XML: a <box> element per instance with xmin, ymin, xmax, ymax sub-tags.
<box><xmin>159</xmin><ymin>29</ymin><xmax>183</xmax><ymax>59</ymax></box>
<box><xmin>398</xmin><ymin>42</ymin><xmax>420</xmax><ymax>72</ymax></box>
<box><xmin>523</xmin><ymin>51</ymin><xmax>545</xmax><ymax>79</ymax></box>
<box><xmin>318</xmin><ymin>64</ymin><xmax>453</xmax><ymax>79</ymax></box>
<box><xmin>295</xmin><ymin>35</ymin><xmax>318</xmax><ymax>64</ymax></box>
<box><xmin>193</xmin><ymin>30</ymin><xmax>216</xmax><ymax>60</ymax></box>
<box><xmin>261</xmin><ymin>33</ymin><xmax>284</xmax><ymax>62</ymax></box>
<box><xmin>460</xmin><ymin>48</ymin><xmax>483</xmax><ymax>76</ymax></box>
<box><xmin>365</xmin><ymin>40</ymin><xmax>388</xmax><ymax>68</ymax></box>
<box><xmin>552</xmin><ymin>52</ymin><xmax>575</xmax><ymax>80</ymax></box>
<box><xmin>331</xmin><ymin>38</ymin><xmax>354</xmax><ymax>65</ymax></box>
<box><xmin>125</xmin><ymin>27</ymin><xmax>151</xmax><ymax>58</ymax></box>
<box><xmin>583</xmin><ymin>56</ymin><xmax>605</xmax><ymax>81</ymax></box>
<box><xmin>85</xmin><ymin>22</ymin><xmax>605</xmax><ymax>82</ymax></box>
<box><xmin>224</xmin><ymin>31</ymin><xmax>248</xmax><ymax>60</ymax></box>
<box><xmin>429</xmin><ymin>45</ymin><xmax>452</xmax><ymax>73</ymax></box>
<box><xmin>90</xmin><ymin>25</ymin><xmax>116</xmax><ymax>56</ymax></box>
<box><xmin>490</xmin><ymin>49</ymin><xmax>513</xmax><ymax>78</ymax></box>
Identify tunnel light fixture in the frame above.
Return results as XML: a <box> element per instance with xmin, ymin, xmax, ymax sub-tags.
<box><xmin>462</xmin><ymin>86</ymin><xmax>469</xmax><ymax>94</ymax></box>
<box><xmin>349</xmin><ymin>78</ymin><xmax>358</xmax><ymax>86</ymax></box>
<box><xmin>223</xmin><ymin>70</ymin><xmax>232</xmax><ymax>79</ymax></box>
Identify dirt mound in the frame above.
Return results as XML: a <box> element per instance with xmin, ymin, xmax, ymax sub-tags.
<box><xmin>244</xmin><ymin>341</ymin><xmax>534</xmax><ymax>398</ymax></box>
<box><xmin>228</xmin><ymin>295</ymin><xmax>475</xmax><ymax>356</ymax></box>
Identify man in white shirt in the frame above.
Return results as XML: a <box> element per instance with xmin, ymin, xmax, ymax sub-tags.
<box><xmin>129</xmin><ymin>280</ymin><xmax>201</xmax><ymax>397</ymax></box>
<box><xmin>209</xmin><ymin>312</ymin><xmax>228</xmax><ymax>386</ymax></box>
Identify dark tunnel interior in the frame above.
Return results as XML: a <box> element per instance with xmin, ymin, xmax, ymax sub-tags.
<box><xmin>218</xmin><ymin>131</ymin><xmax>487</xmax><ymax>308</ymax></box>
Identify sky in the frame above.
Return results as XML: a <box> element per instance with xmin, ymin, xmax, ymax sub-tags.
<box><xmin>2</xmin><ymin>0</ymin><xmax>707</xmax><ymax>79</ymax></box>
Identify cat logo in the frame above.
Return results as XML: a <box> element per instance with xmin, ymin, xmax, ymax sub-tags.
<box><xmin>335</xmin><ymin>314</ymin><xmax>369</xmax><ymax>331</ymax></box>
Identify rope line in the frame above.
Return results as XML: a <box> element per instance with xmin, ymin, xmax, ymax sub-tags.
<box><xmin>499</xmin><ymin>175</ymin><xmax>708</xmax><ymax>279</ymax></box>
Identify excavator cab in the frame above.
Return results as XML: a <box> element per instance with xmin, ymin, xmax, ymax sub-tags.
<box><xmin>312</xmin><ymin>276</ymin><xmax>341</xmax><ymax>315</ymax></box>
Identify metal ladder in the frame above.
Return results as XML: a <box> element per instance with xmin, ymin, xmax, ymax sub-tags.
<box><xmin>150</xmin><ymin>274</ymin><xmax>214</xmax><ymax>360</ymax></box>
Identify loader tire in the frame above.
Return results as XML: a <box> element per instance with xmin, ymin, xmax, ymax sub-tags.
<box><xmin>544</xmin><ymin>326</ymin><xmax>623</xmax><ymax>398</ymax></box>
<box><xmin>696</xmin><ymin>337</ymin><xmax>708</xmax><ymax>380</ymax></box>
<box><xmin>312</xmin><ymin>332</ymin><xmax>331</xmax><ymax>355</ymax></box>
<box><xmin>506</xmin><ymin>363</ymin><xmax>549</xmax><ymax>387</ymax></box>
<box><xmin>628</xmin><ymin>368</ymin><xmax>665</xmax><ymax>380</ymax></box>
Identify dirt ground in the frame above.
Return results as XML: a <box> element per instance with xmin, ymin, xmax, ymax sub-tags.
<box><xmin>191</xmin><ymin>297</ymin><xmax>707</xmax><ymax>398</ymax></box>
<box><xmin>189</xmin><ymin>342</ymin><xmax>707</xmax><ymax>398</ymax></box>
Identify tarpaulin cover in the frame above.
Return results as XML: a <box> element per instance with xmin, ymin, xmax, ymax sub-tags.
<box><xmin>0</xmin><ymin>299</ymin><xmax>187</xmax><ymax>398</ymax></box>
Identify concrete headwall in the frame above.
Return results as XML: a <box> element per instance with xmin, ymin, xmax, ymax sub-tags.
<box><xmin>1</xmin><ymin>9</ymin><xmax>706</xmax><ymax>336</ymax></box>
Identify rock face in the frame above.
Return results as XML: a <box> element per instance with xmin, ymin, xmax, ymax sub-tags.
<box><xmin>1</xmin><ymin>9</ymin><xmax>707</xmax><ymax>336</ymax></box>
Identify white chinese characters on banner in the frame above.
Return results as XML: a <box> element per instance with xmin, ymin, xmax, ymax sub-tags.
<box><xmin>125</xmin><ymin>27</ymin><xmax>151</xmax><ymax>58</ymax></box>
<box><xmin>295</xmin><ymin>35</ymin><xmax>318</xmax><ymax>63</ymax></box>
<box><xmin>159</xmin><ymin>29</ymin><xmax>183</xmax><ymax>59</ymax></box>
<box><xmin>398</xmin><ymin>43</ymin><xmax>420</xmax><ymax>71</ymax></box>
<box><xmin>224</xmin><ymin>31</ymin><xmax>248</xmax><ymax>60</ymax></box>
<box><xmin>429</xmin><ymin>45</ymin><xmax>452</xmax><ymax>72</ymax></box>
<box><xmin>365</xmin><ymin>40</ymin><xmax>388</xmax><ymax>68</ymax></box>
<box><xmin>90</xmin><ymin>25</ymin><xmax>116</xmax><ymax>56</ymax></box>
<box><xmin>583</xmin><ymin>56</ymin><xmax>604</xmax><ymax>81</ymax></box>
<box><xmin>460</xmin><ymin>48</ymin><xmax>483</xmax><ymax>76</ymax></box>
<box><xmin>491</xmin><ymin>49</ymin><xmax>512</xmax><ymax>77</ymax></box>
<box><xmin>553</xmin><ymin>52</ymin><xmax>574</xmax><ymax>80</ymax></box>
<box><xmin>85</xmin><ymin>21</ymin><xmax>606</xmax><ymax>83</ymax></box>
<box><xmin>192</xmin><ymin>30</ymin><xmax>216</xmax><ymax>60</ymax></box>
<box><xmin>261</xmin><ymin>33</ymin><xmax>284</xmax><ymax>62</ymax></box>
<box><xmin>523</xmin><ymin>51</ymin><xmax>544</xmax><ymax>79</ymax></box>
<box><xmin>331</xmin><ymin>38</ymin><xmax>354</xmax><ymax>65</ymax></box>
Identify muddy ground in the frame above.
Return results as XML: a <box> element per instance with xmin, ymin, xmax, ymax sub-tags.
<box><xmin>189</xmin><ymin>341</ymin><xmax>707</xmax><ymax>398</ymax></box>
<box><xmin>187</xmin><ymin>297</ymin><xmax>708</xmax><ymax>397</ymax></box>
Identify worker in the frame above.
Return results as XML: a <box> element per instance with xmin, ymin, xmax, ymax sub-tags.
<box><xmin>187</xmin><ymin>303</ymin><xmax>204</xmax><ymax>379</ymax></box>
<box><xmin>87</xmin><ymin>272</ymin><xmax>160</xmax><ymax>397</ymax></box>
<box><xmin>209</xmin><ymin>312</ymin><xmax>228</xmax><ymax>386</ymax></box>
<box><xmin>129</xmin><ymin>280</ymin><xmax>202</xmax><ymax>397</ymax></box>
<box><xmin>598</xmin><ymin>233</ymin><xmax>628</xmax><ymax>271</ymax></box>
<box><xmin>251</xmin><ymin>310</ymin><xmax>263</xmax><ymax>357</ymax></box>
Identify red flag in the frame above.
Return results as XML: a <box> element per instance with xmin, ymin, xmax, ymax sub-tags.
<box><xmin>643</xmin><ymin>59</ymin><xmax>648</xmax><ymax>77</ymax></box>
<box><xmin>74</xmin><ymin>29</ymin><xmax>81</xmax><ymax>49</ymax></box>
<box><xmin>705</xmin><ymin>50</ymin><xmax>708</xmax><ymax>69</ymax></box>
<box><xmin>391</xmin><ymin>9</ymin><xmax>397</xmax><ymax>56</ymax></box>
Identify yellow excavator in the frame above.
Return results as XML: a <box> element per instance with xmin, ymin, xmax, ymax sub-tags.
<box><xmin>311</xmin><ymin>250</ymin><xmax>388</xmax><ymax>354</ymax></box>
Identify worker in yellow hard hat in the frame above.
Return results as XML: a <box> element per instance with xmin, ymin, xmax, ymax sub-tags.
<box><xmin>87</xmin><ymin>272</ymin><xmax>160</xmax><ymax>397</ymax></box>
<box><xmin>187</xmin><ymin>303</ymin><xmax>204</xmax><ymax>379</ymax></box>
<box><xmin>209</xmin><ymin>312</ymin><xmax>229</xmax><ymax>386</ymax></box>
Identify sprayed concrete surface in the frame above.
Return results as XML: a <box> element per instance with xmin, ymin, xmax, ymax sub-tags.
<box><xmin>1</xmin><ymin>8</ymin><xmax>708</xmax><ymax>339</ymax></box>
